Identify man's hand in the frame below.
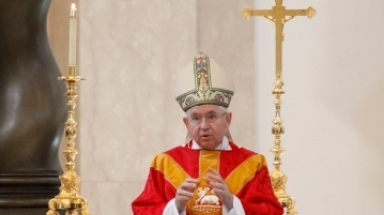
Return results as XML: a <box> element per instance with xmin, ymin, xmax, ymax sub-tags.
<box><xmin>204</xmin><ymin>168</ymin><xmax>234</xmax><ymax>210</ymax></box>
<box><xmin>175</xmin><ymin>178</ymin><xmax>199</xmax><ymax>213</ymax></box>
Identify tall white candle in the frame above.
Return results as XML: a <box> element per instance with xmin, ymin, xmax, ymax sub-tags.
<box><xmin>69</xmin><ymin>3</ymin><xmax>77</xmax><ymax>65</ymax></box>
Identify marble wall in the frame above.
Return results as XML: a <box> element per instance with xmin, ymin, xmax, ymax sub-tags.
<box><xmin>49</xmin><ymin>1</ymin><xmax>255</xmax><ymax>214</ymax></box>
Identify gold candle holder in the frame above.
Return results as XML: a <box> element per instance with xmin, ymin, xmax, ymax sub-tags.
<box><xmin>269</xmin><ymin>77</ymin><xmax>297</xmax><ymax>215</ymax></box>
<box><xmin>46</xmin><ymin>65</ymin><xmax>90</xmax><ymax>215</ymax></box>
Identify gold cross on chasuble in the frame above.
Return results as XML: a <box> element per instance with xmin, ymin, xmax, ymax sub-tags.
<box><xmin>242</xmin><ymin>1</ymin><xmax>316</xmax><ymax>215</ymax></box>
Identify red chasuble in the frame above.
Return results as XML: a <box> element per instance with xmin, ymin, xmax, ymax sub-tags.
<box><xmin>131</xmin><ymin>141</ymin><xmax>283</xmax><ymax>215</ymax></box>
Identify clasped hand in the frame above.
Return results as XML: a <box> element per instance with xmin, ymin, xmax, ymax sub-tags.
<box><xmin>175</xmin><ymin>168</ymin><xmax>233</xmax><ymax>212</ymax></box>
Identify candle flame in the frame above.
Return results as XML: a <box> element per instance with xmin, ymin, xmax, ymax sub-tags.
<box><xmin>70</xmin><ymin>3</ymin><xmax>77</xmax><ymax>17</ymax></box>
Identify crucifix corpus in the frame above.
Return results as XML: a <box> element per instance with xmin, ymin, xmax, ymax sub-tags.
<box><xmin>242</xmin><ymin>1</ymin><xmax>316</xmax><ymax>214</ymax></box>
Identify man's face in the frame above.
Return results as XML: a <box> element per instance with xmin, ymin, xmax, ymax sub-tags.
<box><xmin>183</xmin><ymin>105</ymin><xmax>232</xmax><ymax>150</ymax></box>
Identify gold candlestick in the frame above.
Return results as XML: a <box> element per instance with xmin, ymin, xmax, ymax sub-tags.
<box><xmin>46</xmin><ymin>65</ymin><xmax>91</xmax><ymax>215</ymax></box>
<box><xmin>242</xmin><ymin>1</ymin><xmax>316</xmax><ymax>214</ymax></box>
<box><xmin>47</xmin><ymin>3</ymin><xmax>90</xmax><ymax>215</ymax></box>
<box><xmin>46</xmin><ymin>65</ymin><xmax>89</xmax><ymax>215</ymax></box>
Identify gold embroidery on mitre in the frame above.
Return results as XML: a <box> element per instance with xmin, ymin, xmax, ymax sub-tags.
<box><xmin>175</xmin><ymin>53</ymin><xmax>234</xmax><ymax>111</ymax></box>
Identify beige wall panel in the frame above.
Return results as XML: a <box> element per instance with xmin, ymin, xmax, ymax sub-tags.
<box><xmin>78</xmin><ymin>1</ymin><xmax>196</xmax><ymax>214</ymax></box>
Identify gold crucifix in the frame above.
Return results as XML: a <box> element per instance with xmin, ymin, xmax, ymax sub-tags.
<box><xmin>243</xmin><ymin>0</ymin><xmax>315</xmax><ymax>81</ymax></box>
<box><xmin>242</xmin><ymin>1</ymin><xmax>316</xmax><ymax>215</ymax></box>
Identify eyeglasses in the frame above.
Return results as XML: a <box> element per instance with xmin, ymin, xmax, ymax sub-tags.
<box><xmin>187</xmin><ymin>112</ymin><xmax>227</xmax><ymax>125</ymax></box>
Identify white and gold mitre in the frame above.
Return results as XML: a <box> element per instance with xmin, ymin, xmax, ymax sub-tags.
<box><xmin>174</xmin><ymin>53</ymin><xmax>234</xmax><ymax>112</ymax></box>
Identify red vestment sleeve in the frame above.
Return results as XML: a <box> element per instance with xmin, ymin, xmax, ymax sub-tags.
<box><xmin>237</xmin><ymin>166</ymin><xmax>284</xmax><ymax>215</ymax></box>
<box><xmin>131</xmin><ymin>167</ymin><xmax>174</xmax><ymax>215</ymax></box>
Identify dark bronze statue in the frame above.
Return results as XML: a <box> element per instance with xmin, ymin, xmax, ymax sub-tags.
<box><xmin>0</xmin><ymin>0</ymin><xmax>67</xmax><ymax>214</ymax></box>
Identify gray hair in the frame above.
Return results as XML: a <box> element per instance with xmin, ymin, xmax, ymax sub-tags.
<box><xmin>185</xmin><ymin>106</ymin><xmax>228</xmax><ymax>116</ymax></box>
